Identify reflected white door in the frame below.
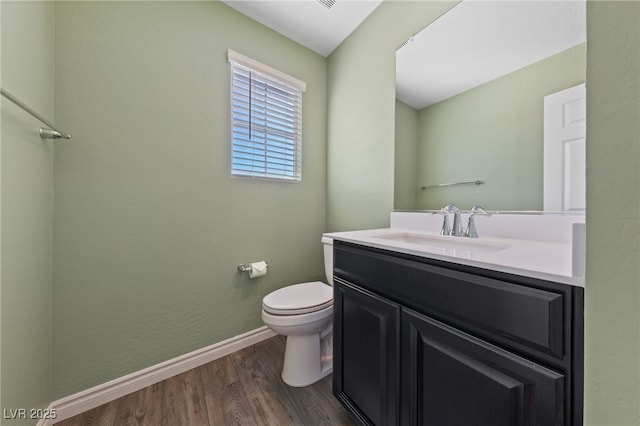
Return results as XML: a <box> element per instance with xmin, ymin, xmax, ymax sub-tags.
<box><xmin>543</xmin><ymin>83</ymin><xmax>586</xmax><ymax>211</ymax></box>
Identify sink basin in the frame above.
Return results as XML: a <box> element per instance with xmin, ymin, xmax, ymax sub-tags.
<box><xmin>373</xmin><ymin>232</ymin><xmax>510</xmax><ymax>254</ymax></box>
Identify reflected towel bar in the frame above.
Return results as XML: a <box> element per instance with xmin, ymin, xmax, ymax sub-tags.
<box><xmin>1</xmin><ymin>87</ymin><xmax>72</xmax><ymax>140</ymax></box>
<box><xmin>420</xmin><ymin>180</ymin><xmax>483</xmax><ymax>190</ymax></box>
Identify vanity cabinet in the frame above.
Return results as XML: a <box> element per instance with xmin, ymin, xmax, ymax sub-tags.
<box><xmin>332</xmin><ymin>241</ymin><xmax>583</xmax><ymax>426</ymax></box>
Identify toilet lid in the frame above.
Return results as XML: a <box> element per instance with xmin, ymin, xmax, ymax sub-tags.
<box><xmin>263</xmin><ymin>281</ymin><xmax>333</xmax><ymax>315</ymax></box>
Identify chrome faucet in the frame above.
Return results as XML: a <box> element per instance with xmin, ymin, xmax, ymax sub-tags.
<box><xmin>440</xmin><ymin>204</ymin><xmax>463</xmax><ymax>237</ymax></box>
<box><xmin>465</xmin><ymin>205</ymin><xmax>488</xmax><ymax>238</ymax></box>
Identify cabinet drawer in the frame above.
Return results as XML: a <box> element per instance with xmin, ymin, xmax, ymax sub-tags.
<box><xmin>334</xmin><ymin>242</ymin><xmax>564</xmax><ymax>359</ymax></box>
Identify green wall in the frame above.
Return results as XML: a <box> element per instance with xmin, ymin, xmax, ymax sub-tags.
<box><xmin>53</xmin><ymin>1</ymin><xmax>327</xmax><ymax>398</ymax></box>
<box><xmin>394</xmin><ymin>100</ymin><xmax>419</xmax><ymax>210</ymax></box>
<box><xmin>585</xmin><ymin>1</ymin><xmax>640</xmax><ymax>424</ymax></box>
<box><xmin>414</xmin><ymin>44</ymin><xmax>585</xmax><ymax>211</ymax></box>
<box><xmin>1</xmin><ymin>1</ymin><xmax>54</xmax><ymax>423</ymax></box>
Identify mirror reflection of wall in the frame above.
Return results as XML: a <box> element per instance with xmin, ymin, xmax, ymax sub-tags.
<box><xmin>395</xmin><ymin>0</ymin><xmax>586</xmax><ymax>212</ymax></box>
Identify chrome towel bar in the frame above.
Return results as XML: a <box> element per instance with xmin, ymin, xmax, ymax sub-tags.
<box><xmin>420</xmin><ymin>180</ymin><xmax>483</xmax><ymax>190</ymax></box>
<box><xmin>1</xmin><ymin>87</ymin><xmax>72</xmax><ymax>140</ymax></box>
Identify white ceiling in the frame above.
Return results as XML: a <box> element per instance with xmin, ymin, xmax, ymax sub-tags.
<box><xmin>396</xmin><ymin>0</ymin><xmax>587</xmax><ymax>109</ymax></box>
<box><xmin>221</xmin><ymin>0</ymin><xmax>383</xmax><ymax>57</ymax></box>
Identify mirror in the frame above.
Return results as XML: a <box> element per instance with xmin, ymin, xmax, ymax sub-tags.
<box><xmin>395</xmin><ymin>0</ymin><xmax>586</xmax><ymax>212</ymax></box>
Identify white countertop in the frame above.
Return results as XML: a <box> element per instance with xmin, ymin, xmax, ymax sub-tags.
<box><xmin>324</xmin><ymin>227</ymin><xmax>585</xmax><ymax>287</ymax></box>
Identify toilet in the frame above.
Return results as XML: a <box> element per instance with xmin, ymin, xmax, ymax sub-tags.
<box><xmin>261</xmin><ymin>236</ymin><xmax>334</xmax><ymax>387</ymax></box>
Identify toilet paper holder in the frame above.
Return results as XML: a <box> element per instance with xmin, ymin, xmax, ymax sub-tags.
<box><xmin>237</xmin><ymin>262</ymin><xmax>268</xmax><ymax>273</ymax></box>
<box><xmin>237</xmin><ymin>264</ymin><xmax>252</xmax><ymax>272</ymax></box>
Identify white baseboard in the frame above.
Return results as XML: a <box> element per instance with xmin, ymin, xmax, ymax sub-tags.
<box><xmin>38</xmin><ymin>326</ymin><xmax>277</xmax><ymax>426</ymax></box>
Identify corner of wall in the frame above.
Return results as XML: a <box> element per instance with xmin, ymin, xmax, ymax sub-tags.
<box><xmin>1</xmin><ymin>0</ymin><xmax>56</xmax><ymax>416</ymax></box>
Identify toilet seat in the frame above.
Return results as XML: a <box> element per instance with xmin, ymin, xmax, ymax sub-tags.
<box><xmin>263</xmin><ymin>281</ymin><xmax>333</xmax><ymax>315</ymax></box>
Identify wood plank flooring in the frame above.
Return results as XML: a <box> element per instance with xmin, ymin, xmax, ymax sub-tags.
<box><xmin>54</xmin><ymin>336</ymin><xmax>355</xmax><ymax>426</ymax></box>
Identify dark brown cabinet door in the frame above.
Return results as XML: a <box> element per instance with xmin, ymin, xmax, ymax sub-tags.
<box><xmin>401</xmin><ymin>308</ymin><xmax>565</xmax><ymax>426</ymax></box>
<box><xmin>333</xmin><ymin>278</ymin><xmax>400</xmax><ymax>426</ymax></box>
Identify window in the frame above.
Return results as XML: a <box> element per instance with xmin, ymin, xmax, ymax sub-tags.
<box><xmin>228</xmin><ymin>50</ymin><xmax>306</xmax><ymax>182</ymax></box>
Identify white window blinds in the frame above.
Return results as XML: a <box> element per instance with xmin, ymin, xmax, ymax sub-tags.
<box><xmin>228</xmin><ymin>50</ymin><xmax>306</xmax><ymax>182</ymax></box>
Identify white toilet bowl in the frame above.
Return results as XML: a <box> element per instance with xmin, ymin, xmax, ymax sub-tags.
<box><xmin>261</xmin><ymin>237</ymin><xmax>334</xmax><ymax>387</ymax></box>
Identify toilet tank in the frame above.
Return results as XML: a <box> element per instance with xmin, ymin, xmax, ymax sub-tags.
<box><xmin>321</xmin><ymin>236</ymin><xmax>334</xmax><ymax>285</ymax></box>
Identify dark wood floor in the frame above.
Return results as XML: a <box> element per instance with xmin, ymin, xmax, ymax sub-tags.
<box><xmin>54</xmin><ymin>335</ymin><xmax>355</xmax><ymax>426</ymax></box>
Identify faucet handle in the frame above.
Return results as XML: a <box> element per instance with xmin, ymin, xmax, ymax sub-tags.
<box><xmin>468</xmin><ymin>205</ymin><xmax>487</xmax><ymax>217</ymax></box>
<box><xmin>432</xmin><ymin>208</ymin><xmax>451</xmax><ymax>235</ymax></box>
<box><xmin>441</xmin><ymin>204</ymin><xmax>460</xmax><ymax>214</ymax></box>
<box><xmin>464</xmin><ymin>206</ymin><xmax>488</xmax><ymax>238</ymax></box>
